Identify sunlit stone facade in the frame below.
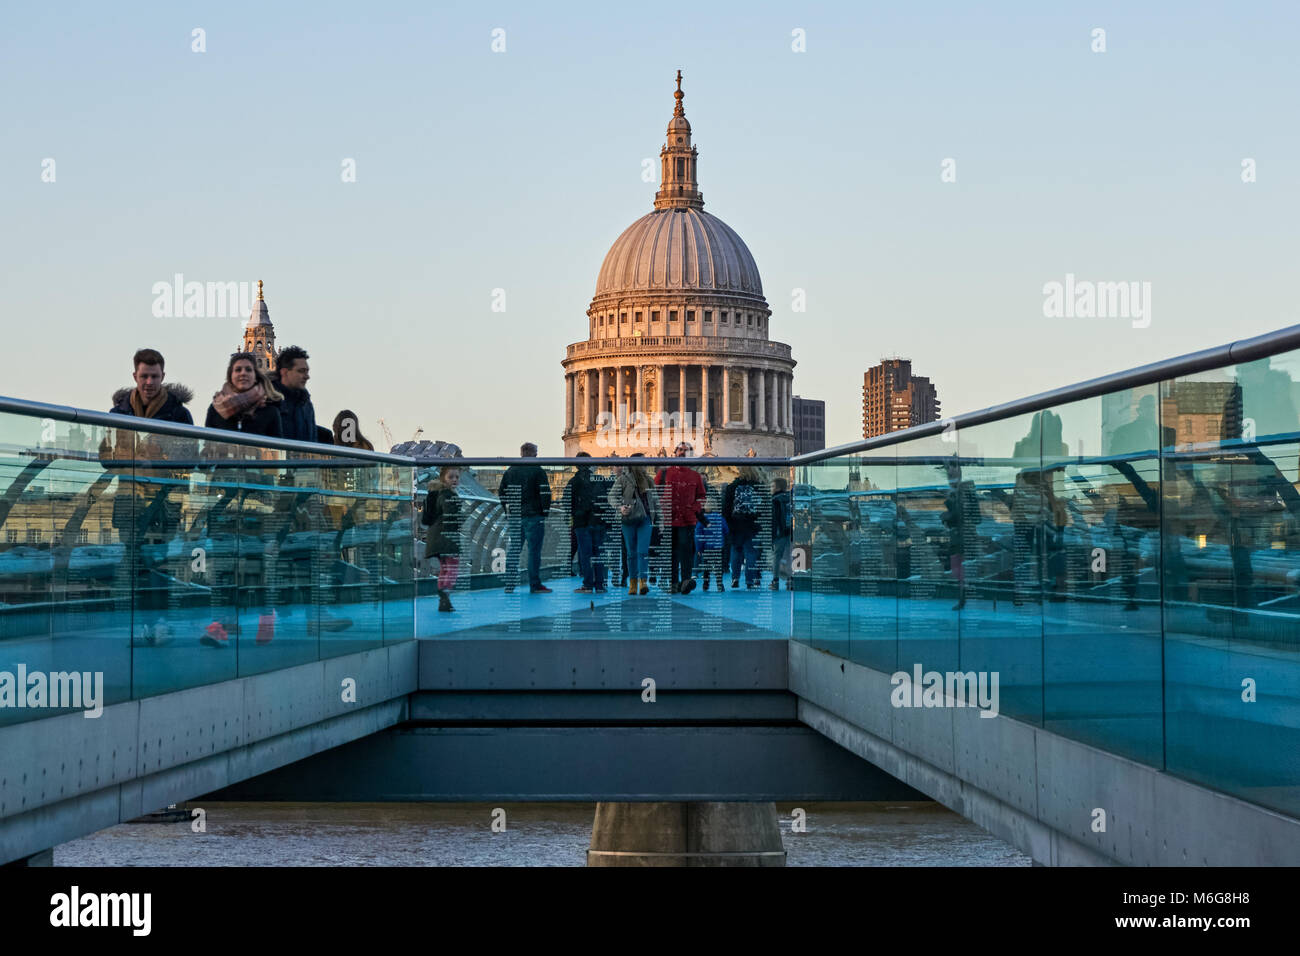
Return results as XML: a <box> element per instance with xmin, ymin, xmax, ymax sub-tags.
<box><xmin>561</xmin><ymin>74</ymin><xmax>796</xmax><ymax>457</ymax></box>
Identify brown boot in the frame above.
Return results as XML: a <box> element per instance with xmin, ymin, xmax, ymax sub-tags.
<box><xmin>628</xmin><ymin>578</ymin><xmax>638</xmax><ymax>596</ymax></box>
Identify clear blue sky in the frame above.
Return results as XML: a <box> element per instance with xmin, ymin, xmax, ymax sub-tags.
<box><xmin>3</xmin><ymin>1</ymin><xmax>1296</xmax><ymax>454</ymax></box>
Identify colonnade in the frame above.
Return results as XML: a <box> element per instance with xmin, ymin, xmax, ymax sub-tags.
<box><xmin>563</xmin><ymin>363</ymin><xmax>794</xmax><ymax>434</ymax></box>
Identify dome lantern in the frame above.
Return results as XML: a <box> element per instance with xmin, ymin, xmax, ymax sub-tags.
<box><xmin>654</xmin><ymin>70</ymin><xmax>703</xmax><ymax>211</ymax></box>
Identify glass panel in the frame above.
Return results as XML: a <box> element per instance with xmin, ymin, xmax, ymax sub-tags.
<box><xmin>954</xmin><ymin>413</ymin><xmax>1044</xmax><ymax>725</ymax></box>
<box><xmin>1043</xmin><ymin>388</ymin><xmax>1163</xmax><ymax>764</ymax></box>
<box><xmin>896</xmin><ymin>434</ymin><xmax>960</xmax><ymax>674</ymax></box>
<box><xmin>416</xmin><ymin>459</ymin><xmax>794</xmax><ymax>639</ymax></box>
<box><xmin>0</xmin><ymin>414</ymin><xmax>132</xmax><ymax>723</ymax></box>
<box><xmin>1162</xmin><ymin>352</ymin><xmax>1300</xmax><ymax>816</ymax></box>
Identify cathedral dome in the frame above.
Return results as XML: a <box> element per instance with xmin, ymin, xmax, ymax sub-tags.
<box><xmin>594</xmin><ymin>208</ymin><xmax>764</xmax><ymax>297</ymax></box>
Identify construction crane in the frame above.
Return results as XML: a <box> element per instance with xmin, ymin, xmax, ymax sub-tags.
<box><xmin>376</xmin><ymin>417</ymin><xmax>394</xmax><ymax>450</ymax></box>
<box><xmin>411</xmin><ymin>427</ymin><xmax>424</xmax><ymax>442</ymax></box>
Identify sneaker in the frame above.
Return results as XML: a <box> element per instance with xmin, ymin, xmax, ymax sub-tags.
<box><xmin>530</xmin><ymin>585</ymin><xmax>553</xmax><ymax>594</ymax></box>
<box><xmin>680</xmin><ymin>578</ymin><xmax>696</xmax><ymax>594</ymax></box>
<box><xmin>731</xmin><ymin>577</ymin><xmax>740</xmax><ymax>589</ymax></box>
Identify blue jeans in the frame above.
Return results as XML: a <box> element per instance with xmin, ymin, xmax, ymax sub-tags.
<box><xmin>506</xmin><ymin>514</ymin><xmax>546</xmax><ymax>589</ymax></box>
<box><xmin>575</xmin><ymin>525</ymin><xmax>607</xmax><ymax>589</ymax></box>
<box><xmin>621</xmin><ymin>517</ymin><xmax>652</xmax><ymax>580</ymax></box>
<box><xmin>730</xmin><ymin>528</ymin><xmax>759</xmax><ymax>585</ymax></box>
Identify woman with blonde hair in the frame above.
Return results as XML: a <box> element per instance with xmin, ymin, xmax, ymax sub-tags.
<box><xmin>609</xmin><ymin>454</ymin><xmax>659</xmax><ymax>595</ymax></box>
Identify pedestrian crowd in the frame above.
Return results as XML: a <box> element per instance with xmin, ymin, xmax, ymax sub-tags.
<box><xmin>420</xmin><ymin>440</ymin><xmax>794</xmax><ymax>614</ymax></box>
<box><xmin>109</xmin><ymin>345</ymin><xmax>370</xmax><ymax>449</ymax></box>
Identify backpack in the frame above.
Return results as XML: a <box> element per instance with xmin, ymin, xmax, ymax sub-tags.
<box><xmin>732</xmin><ymin>482</ymin><xmax>758</xmax><ymax>519</ymax></box>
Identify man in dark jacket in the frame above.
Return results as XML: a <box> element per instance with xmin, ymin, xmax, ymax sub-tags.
<box><xmin>566</xmin><ymin>451</ymin><xmax>612</xmax><ymax>593</ymax></box>
<box><xmin>105</xmin><ymin>348</ymin><xmax>194</xmax><ymax>617</ymax></box>
<box><xmin>498</xmin><ymin>442</ymin><xmax>552</xmax><ymax>593</ymax></box>
<box><xmin>109</xmin><ymin>348</ymin><xmax>194</xmax><ymax>424</ymax></box>
<box><xmin>270</xmin><ymin>345</ymin><xmax>321</xmax><ymax>442</ymax></box>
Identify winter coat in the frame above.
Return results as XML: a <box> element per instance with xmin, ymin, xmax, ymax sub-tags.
<box><xmin>772</xmin><ymin>490</ymin><xmax>793</xmax><ymax>541</ymax></box>
<box><xmin>654</xmin><ymin>465</ymin><xmax>706</xmax><ymax>528</ymax></box>
<box><xmin>567</xmin><ymin>467</ymin><xmax>613</xmax><ymax>530</ymax></box>
<box><xmin>609</xmin><ymin>471</ymin><xmax>659</xmax><ymax>525</ymax></box>
<box><xmin>422</xmin><ymin>485</ymin><xmax>462</xmax><ymax>556</ymax></box>
<box><xmin>204</xmin><ymin>400</ymin><xmax>284</xmax><ymax>438</ymax></box>
<box><xmin>108</xmin><ymin>384</ymin><xmax>194</xmax><ymax>425</ymax></box>
<box><xmin>269</xmin><ymin>372</ymin><xmax>320</xmax><ymax>443</ymax></box>
<box><xmin>498</xmin><ymin>463</ymin><xmax>551</xmax><ymax>517</ymax></box>
<box><xmin>722</xmin><ymin>478</ymin><xmax>762</xmax><ymax>536</ymax></box>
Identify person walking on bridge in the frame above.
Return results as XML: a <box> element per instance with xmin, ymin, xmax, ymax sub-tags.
<box><xmin>498</xmin><ymin>442</ymin><xmax>552</xmax><ymax>593</ymax></box>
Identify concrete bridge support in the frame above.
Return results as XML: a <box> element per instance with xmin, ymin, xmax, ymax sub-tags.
<box><xmin>587</xmin><ymin>802</ymin><xmax>786</xmax><ymax>866</ymax></box>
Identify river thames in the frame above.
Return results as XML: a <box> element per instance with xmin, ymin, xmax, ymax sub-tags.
<box><xmin>54</xmin><ymin>802</ymin><xmax>1030</xmax><ymax>866</ymax></box>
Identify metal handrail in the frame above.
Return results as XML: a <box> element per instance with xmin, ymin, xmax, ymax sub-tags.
<box><xmin>791</xmin><ymin>323</ymin><xmax>1300</xmax><ymax>466</ymax></box>
<box><xmin>5</xmin><ymin>323</ymin><xmax>1299</xmax><ymax>471</ymax></box>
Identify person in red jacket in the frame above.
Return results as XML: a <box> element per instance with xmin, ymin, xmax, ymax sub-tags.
<box><xmin>654</xmin><ymin>442</ymin><xmax>706</xmax><ymax>594</ymax></box>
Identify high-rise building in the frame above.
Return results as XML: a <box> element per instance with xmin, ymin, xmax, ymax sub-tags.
<box><xmin>792</xmin><ymin>396</ymin><xmax>825</xmax><ymax>455</ymax></box>
<box><xmin>561</xmin><ymin>73</ymin><xmax>797</xmax><ymax>457</ymax></box>
<box><xmin>241</xmin><ymin>279</ymin><xmax>277</xmax><ymax>372</ymax></box>
<box><xmin>862</xmin><ymin>359</ymin><xmax>940</xmax><ymax>438</ymax></box>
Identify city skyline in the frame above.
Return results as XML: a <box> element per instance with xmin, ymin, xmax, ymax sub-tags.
<box><xmin>3</xmin><ymin>1</ymin><xmax>1297</xmax><ymax>455</ymax></box>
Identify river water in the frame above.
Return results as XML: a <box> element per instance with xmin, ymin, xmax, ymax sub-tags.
<box><xmin>54</xmin><ymin>802</ymin><xmax>1030</xmax><ymax>866</ymax></box>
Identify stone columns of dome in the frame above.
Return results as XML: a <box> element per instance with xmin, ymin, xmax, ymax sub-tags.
<box><xmin>578</xmin><ymin>370</ymin><xmax>588</xmax><ymax>431</ymax></box>
<box><xmin>678</xmin><ymin>365</ymin><xmax>687</xmax><ymax>418</ymax></box>
<box><xmin>615</xmin><ymin>367</ymin><xmax>625</xmax><ymax>428</ymax></box>
<box><xmin>784</xmin><ymin>374</ymin><xmax>792</xmax><ymax>433</ymax></box>
<box><xmin>775</xmin><ymin>373</ymin><xmax>784</xmax><ymax>432</ymax></box>
<box><xmin>598</xmin><ymin>367</ymin><xmax>609</xmax><ymax>426</ymax></box>
<box><xmin>635</xmin><ymin>366</ymin><xmax>644</xmax><ymax>422</ymax></box>
<box><xmin>656</xmin><ymin>365</ymin><xmax>665</xmax><ymax>417</ymax></box>
<box><xmin>757</xmin><ymin>368</ymin><xmax>767</xmax><ymax>431</ymax></box>
<box><xmin>721</xmin><ymin>366</ymin><xmax>731</xmax><ymax>426</ymax></box>
<box><xmin>741</xmin><ymin>368</ymin><xmax>750</xmax><ymax>428</ymax></box>
<box><xmin>565</xmin><ymin>374</ymin><xmax>574</xmax><ymax>433</ymax></box>
<box><xmin>700</xmin><ymin>365</ymin><xmax>710</xmax><ymax>426</ymax></box>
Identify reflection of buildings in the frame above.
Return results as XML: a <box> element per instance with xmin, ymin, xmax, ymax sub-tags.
<box><xmin>792</xmin><ymin>396</ymin><xmax>825</xmax><ymax>455</ymax></box>
<box><xmin>863</xmin><ymin>359</ymin><xmax>940</xmax><ymax>438</ymax></box>
<box><xmin>1163</xmin><ymin>381</ymin><xmax>1243</xmax><ymax>445</ymax></box>
<box><xmin>561</xmin><ymin>73</ymin><xmax>797</xmax><ymax>457</ymax></box>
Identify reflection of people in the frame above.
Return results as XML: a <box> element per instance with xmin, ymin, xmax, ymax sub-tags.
<box><xmin>770</xmin><ymin>477</ymin><xmax>793</xmax><ymax>590</ymax></box>
<box><xmin>610</xmin><ymin>455</ymin><xmax>658</xmax><ymax>596</ymax></box>
<box><xmin>941</xmin><ymin>460</ymin><xmax>978</xmax><ymax>610</ymax></box>
<box><xmin>1010</xmin><ymin>412</ymin><xmax>1069</xmax><ymax>604</ymax></box>
<box><xmin>695</xmin><ymin>505</ymin><xmax>728</xmax><ymax>591</ymax></box>
<box><xmin>422</xmin><ymin>466</ymin><xmax>463</xmax><ymax>612</ymax></box>
<box><xmin>498</xmin><ymin>442</ymin><xmax>552</xmax><ymax>594</ymax></box>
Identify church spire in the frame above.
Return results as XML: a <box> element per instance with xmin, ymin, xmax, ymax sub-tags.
<box><xmin>654</xmin><ymin>70</ymin><xmax>704</xmax><ymax>211</ymax></box>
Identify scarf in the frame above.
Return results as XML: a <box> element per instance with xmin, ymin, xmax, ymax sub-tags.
<box><xmin>129</xmin><ymin>387</ymin><xmax>169</xmax><ymax>418</ymax></box>
<box><xmin>212</xmin><ymin>382</ymin><xmax>266</xmax><ymax>420</ymax></box>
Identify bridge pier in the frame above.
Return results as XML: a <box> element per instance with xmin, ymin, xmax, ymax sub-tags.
<box><xmin>587</xmin><ymin>802</ymin><xmax>786</xmax><ymax>866</ymax></box>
